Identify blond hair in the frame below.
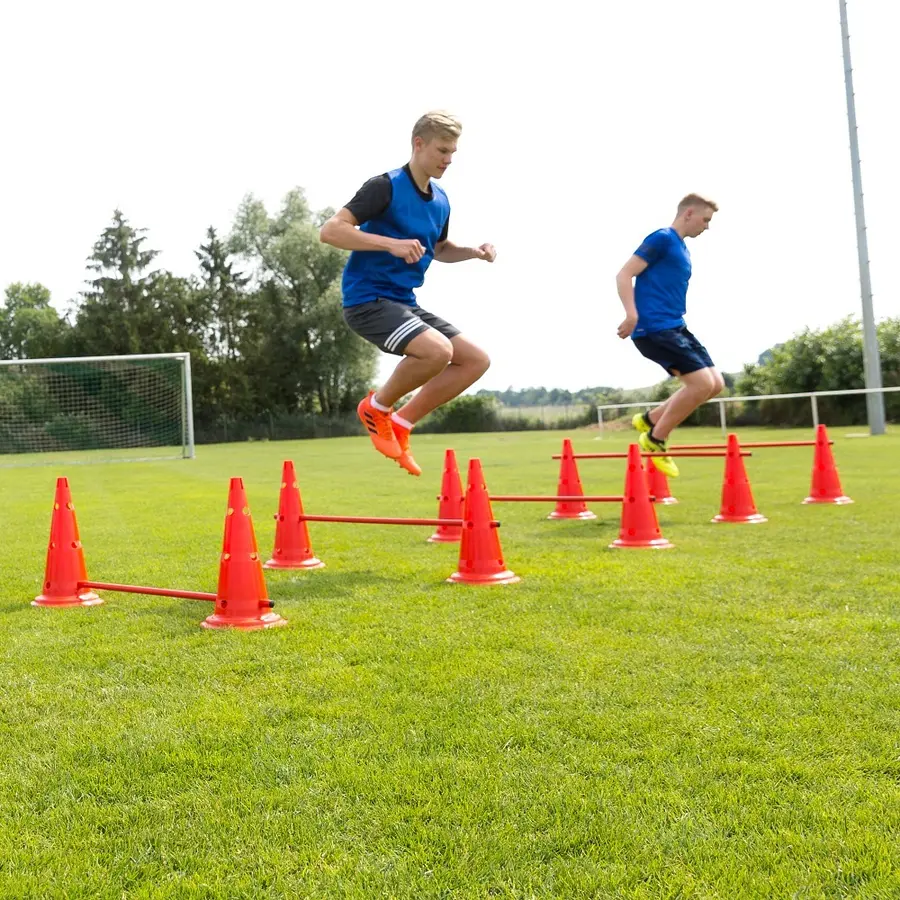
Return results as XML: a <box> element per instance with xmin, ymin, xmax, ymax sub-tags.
<box><xmin>412</xmin><ymin>110</ymin><xmax>462</xmax><ymax>144</ymax></box>
<box><xmin>678</xmin><ymin>193</ymin><xmax>719</xmax><ymax>214</ymax></box>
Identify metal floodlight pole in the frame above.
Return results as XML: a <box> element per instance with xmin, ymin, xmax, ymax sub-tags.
<box><xmin>839</xmin><ymin>0</ymin><xmax>886</xmax><ymax>435</ymax></box>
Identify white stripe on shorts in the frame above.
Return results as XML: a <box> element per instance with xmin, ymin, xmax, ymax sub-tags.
<box><xmin>385</xmin><ymin>317</ymin><xmax>425</xmax><ymax>352</ymax></box>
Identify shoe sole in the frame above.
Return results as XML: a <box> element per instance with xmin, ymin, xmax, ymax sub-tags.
<box><xmin>638</xmin><ymin>433</ymin><xmax>679</xmax><ymax>478</ymax></box>
<box><xmin>397</xmin><ymin>454</ymin><xmax>422</xmax><ymax>477</ymax></box>
<box><xmin>649</xmin><ymin>457</ymin><xmax>679</xmax><ymax>478</ymax></box>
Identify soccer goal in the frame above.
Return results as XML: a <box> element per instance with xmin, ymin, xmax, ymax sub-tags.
<box><xmin>0</xmin><ymin>352</ymin><xmax>195</xmax><ymax>466</ymax></box>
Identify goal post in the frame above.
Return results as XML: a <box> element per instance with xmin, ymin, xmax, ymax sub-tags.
<box><xmin>0</xmin><ymin>352</ymin><xmax>196</xmax><ymax>466</ymax></box>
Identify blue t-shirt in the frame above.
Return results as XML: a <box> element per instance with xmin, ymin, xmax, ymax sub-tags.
<box><xmin>341</xmin><ymin>167</ymin><xmax>450</xmax><ymax>307</ymax></box>
<box><xmin>631</xmin><ymin>227</ymin><xmax>691</xmax><ymax>338</ymax></box>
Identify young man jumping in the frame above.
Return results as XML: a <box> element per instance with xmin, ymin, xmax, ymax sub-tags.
<box><xmin>616</xmin><ymin>193</ymin><xmax>725</xmax><ymax>477</ymax></box>
<box><xmin>319</xmin><ymin>110</ymin><xmax>496</xmax><ymax>477</ymax></box>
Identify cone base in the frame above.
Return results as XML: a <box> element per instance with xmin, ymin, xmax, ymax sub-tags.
<box><xmin>32</xmin><ymin>591</ymin><xmax>103</xmax><ymax>607</ymax></box>
<box><xmin>547</xmin><ymin>510</ymin><xmax>597</xmax><ymax>520</ymax></box>
<box><xmin>428</xmin><ymin>531</ymin><xmax>461</xmax><ymax>543</ymax></box>
<box><xmin>609</xmin><ymin>537</ymin><xmax>674</xmax><ymax>550</ymax></box>
<box><xmin>263</xmin><ymin>557</ymin><xmax>325</xmax><ymax>570</ymax></box>
<box><xmin>447</xmin><ymin>570</ymin><xmax>521</xmax><ymax>585</ymax></box>
<box><xmin>656</xmin><ymin>497</ymin><xmax>679</xmax><ymax>505</ymax></box>
<box><xmin>201</xmin><ymin>610</ymin><xmax>288</xmax><ymax>630</ymax></box>
<box><xmin>802</xmin><ymin>495</ymin><xmax>853</xmax><ymax>505</ymax></box>
<box><xmin>711</xmin><ymin>513</ymin><xmax>768</xmax><ymax>524</ymax></box>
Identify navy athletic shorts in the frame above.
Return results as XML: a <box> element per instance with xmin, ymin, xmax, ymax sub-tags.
<box><xmin>342</xmin><ymin>298</ymin><xmax>460</xmax><ymax>356</ymax></box>
<box><xmin>633</xmin><ymin>326</ymin><xmax>715</xmax><ymax>376</ymax></box>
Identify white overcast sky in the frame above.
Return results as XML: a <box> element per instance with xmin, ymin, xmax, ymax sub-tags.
<box><xmin>1</xmin><ymin>0</ymin><xmax>897</xmax><ymax>392</ymax></box>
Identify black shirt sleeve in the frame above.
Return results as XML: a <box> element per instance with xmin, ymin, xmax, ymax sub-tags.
<box><xmin>344</xmin><ymin>175</ymin><xmax>392</xmax><ymax>224</ymax></box>
<box><xmin>438</xmin><ymin>214</ymin><xmax>449</xmax><ymax>243</ymax></box>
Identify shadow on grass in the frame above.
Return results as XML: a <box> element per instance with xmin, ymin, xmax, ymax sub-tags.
<box><xmin>518</xmin><ymin>520</ymin><xmax>620</xmax><ymax>542</ymax></box>
<box><xmin>266</xmin><ymin>569</ymin><xmax>424</xmax><ymax>602</ymax></box>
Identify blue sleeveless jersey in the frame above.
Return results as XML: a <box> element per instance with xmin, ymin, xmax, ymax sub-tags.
<box><xmin>341</xmin><ymin>167</ymin><xmax>450</xmax><ymax>307</ymax></box>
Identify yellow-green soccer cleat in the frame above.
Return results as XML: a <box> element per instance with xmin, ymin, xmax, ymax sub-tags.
<box><xmin>639</xmin><ymin>431</ymin><xmax>679</xmax><ymax>478</ymax></box>
<box><xmin>632</xmin><ymin>411</ymin><xmax>652</xmax><ymax>434</ymax></box>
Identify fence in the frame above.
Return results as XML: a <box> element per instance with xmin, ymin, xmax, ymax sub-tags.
<box><xmin>596</xmin><ymin>386</ymin><xmax>900</xmax><ymax>436</ymax></box>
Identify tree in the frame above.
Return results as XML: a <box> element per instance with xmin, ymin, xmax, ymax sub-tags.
<box><xmin>195</xmin><ymin>226</ymin><xmax>249</xmax><ymax>362</ymax></box>
<box><xmin>69</xmin><ymin>210</ymin><xmax>162</xmax><ymax>355</ymax></box>
<box><xmin>878</xmin><ymin>318</ymin><xmax>900</xmax><ymax>422</ymax></box>
<box><xmin>228</xmin><ymin>188</ymin><xmax>376</xmax><ymax>416</ymax></box>
<box><xmin>0</xmin><ymin>282</ymin><xmax>70</xmax><ymax>359</ymax></box>
<box><xmin>735</xmin><ymin>316</ymin><xmax>900</xmax><ymax>425</ymax></box>
<box><xmin>190</xmin><ymin>226</ymin><xmax>254</xmax><ymax>422</ymax></box>
<box><xmin>416</xmin><ymin>394</ymin><xmax>501</xmax><ymax>433</ymax></box>
<box><xmin>143</xmin><ymin>271</ymin><xmax>210</xmax><ymax>356</ymax></box>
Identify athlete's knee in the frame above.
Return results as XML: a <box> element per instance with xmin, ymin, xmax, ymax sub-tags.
<box><xmin>468</xmin><ymin>349</ymin><xmax>491</xmax><ymax>376</ymax></box>
<box><xmin>450</xmin><ymin>340</ymin><xmax>490</xmax><ymax>376</ymax></box>
<box><xmin>434</xmin><ymin>342</ymin><xmax>455</xmax><ymax>368</ymax></box>
<box><xmin>405</xmin><ymin>329</ymin><xmax>454</xmax><ymax>366</ymax></box>
<box><xmin>683</xmin><ymin>378</ymin><xmax>709</xmax><ymax>399</ymax></box>
<box><xmin>707</xmin><ymin>371</ymin><xmax>726</xmax><ymax>398</ymax></box>
<box><xmin>422</xmin><ymin>335</ymin><xmax>454</xmax><ymax>368</ymax></box>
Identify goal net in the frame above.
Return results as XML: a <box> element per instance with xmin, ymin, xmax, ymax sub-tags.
<box><xmin>0</xmin><ymin>353</ymin><xmax>195</xmax><ymax>466</ymax></box>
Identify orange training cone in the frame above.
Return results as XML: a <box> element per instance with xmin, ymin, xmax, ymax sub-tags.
<box><xmin>645</xmin><ymin>459</ymin><xmax>678</xmax><ymax>505</ymax></box>
<box><xmin>548</xmin><ymin>438</ymin><xmax>597</xmax><ymax>520</ymax></box>
<box><xmin>429</xmin><ymin>449</ymin><xmax>465</xmax><ymax>543</ymax></box>
<box><xmin>264</xmin><ymin>460</ymin><xmax>325</xmax><ymax>569</ymax></box>
<box><xmin>804</xmin><ymin>424</ymin><xmax>853</xmax><ymax>505</ymax></box>
<box><xmin>33</xmin><ymin>477</ymin><xmax>103</xmax><ymax>607</ymax></box>
<box><xmin>712</xmin><ymin>433</ymin><xmax>767</xmax><ymax>523</ymax></box>
<box><xmin>203</xmin><ymin>477</ymin><xmax>287</xmax><ymax>630</ymax></box>
<box><xmin>610</xmin><ymin>445</ymin><xmax>674</xmax><ymax>549</ymax></box>
<box><xmin>448</xmin><ymin>458</ymin><xmax>520</xmax><ymax>584</ymax></box>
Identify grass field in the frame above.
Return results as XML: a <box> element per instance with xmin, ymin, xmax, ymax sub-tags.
<box><xmin>1</xmin><ymin>426</ymin><xmax>898</xmax><ymax>898</ymax></box>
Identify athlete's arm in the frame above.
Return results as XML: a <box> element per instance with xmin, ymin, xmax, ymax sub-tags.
<box><xmin>320</xmin><ymin>209</ymin><xmax>425</xmax><ymax>263</ymax></box>
<box><xmin>434</xmin><ymin>240</ymin><xmax>496</xmax><ymax>263</ymax></box>
<box><xmin>615</xmin><ymin>255</ymin><xmax>649</xmax><ymax>339</ymax></box>
<box><xmin>320</xmin><ymin>176</ymin><xmax>424</xmax><ymax>262</ymax></box>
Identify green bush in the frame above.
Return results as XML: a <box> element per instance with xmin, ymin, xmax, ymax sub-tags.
<box><xmin>734</xmin><ymin>316</ymin><xmax>900</xmax><ymax>426</ymax></box>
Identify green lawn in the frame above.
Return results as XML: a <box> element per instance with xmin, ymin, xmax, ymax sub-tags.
<box><xmin>1</xmin><ymin>426</ymin><xmax>897</xmax><ymax>898</ymax></box>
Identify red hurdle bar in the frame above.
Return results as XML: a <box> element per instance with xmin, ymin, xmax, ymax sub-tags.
<box><xmin>299</xmin><ymin>514</ymin><xmax>499</xmax><ymax>527</ymax></box>
<box><xmin>551</xmin><ymin>451</ymin><xmax>751</xmax><ymax>460</ymax></box>
<box><xmin>489</xmin><ymin>495</ymin><xmax>652</xmax><ymax>503</ymax></box>
<box><xmin>78</xmin><ymin>581</ymin><xmax>217</xmax><ymax>602</ymax></box>
<box><xmin>671</xmin><ymin>440</ymin><xmax>831</xmax><ymax>450</ymax></box>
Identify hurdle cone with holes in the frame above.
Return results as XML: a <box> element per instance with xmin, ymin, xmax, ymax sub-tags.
<box><xmin>203</xmin><ymin>477</ymin><xmax>286</xmax><ymax>630</ymax></box>
<box><xmin>429</xmin><ymin>449</ymin><xmax>465</xmax><ymax>543</ymax></box>
<box><xmin>264</xmin><ymin>460</ymin><xmax>325</xmax><ymax>569</ymax></box>
<box><xmin>804</xmin><ymin>424</ymin><xmax>853</xmax><ymax>505</ymax></box>
<box><xmin>712</xmin><ymin>434</ymin><xmax>767</xmax><ymax>523</ymax></box>
<box><xmin>448</xmin><ymin>459</ymin><xmax>520</xmax><ymax>584</ymax></box>
<box><xmin>549</xmin><ymin>438</ymin><xmax>596</xmax><ymax>520</ymax></box>
<box><xmin>645</xmin><ymin>460</ymin><xmax>677</xmax><ymax>505</ymax></box>
<box><xmin>610</xmin><ymin>445</ymin><xmax>673</xmax><ymax>549</ymax></box>
<box><xmin>33</xmin><ymin>477</ymin><xmax>103</xmax><ymax>607</ymax></box>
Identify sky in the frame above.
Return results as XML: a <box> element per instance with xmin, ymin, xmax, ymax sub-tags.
<box><xmin>1</xmin><ymin>0</ymin><xmax>898</xmax><ymax>393</ymax></box>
